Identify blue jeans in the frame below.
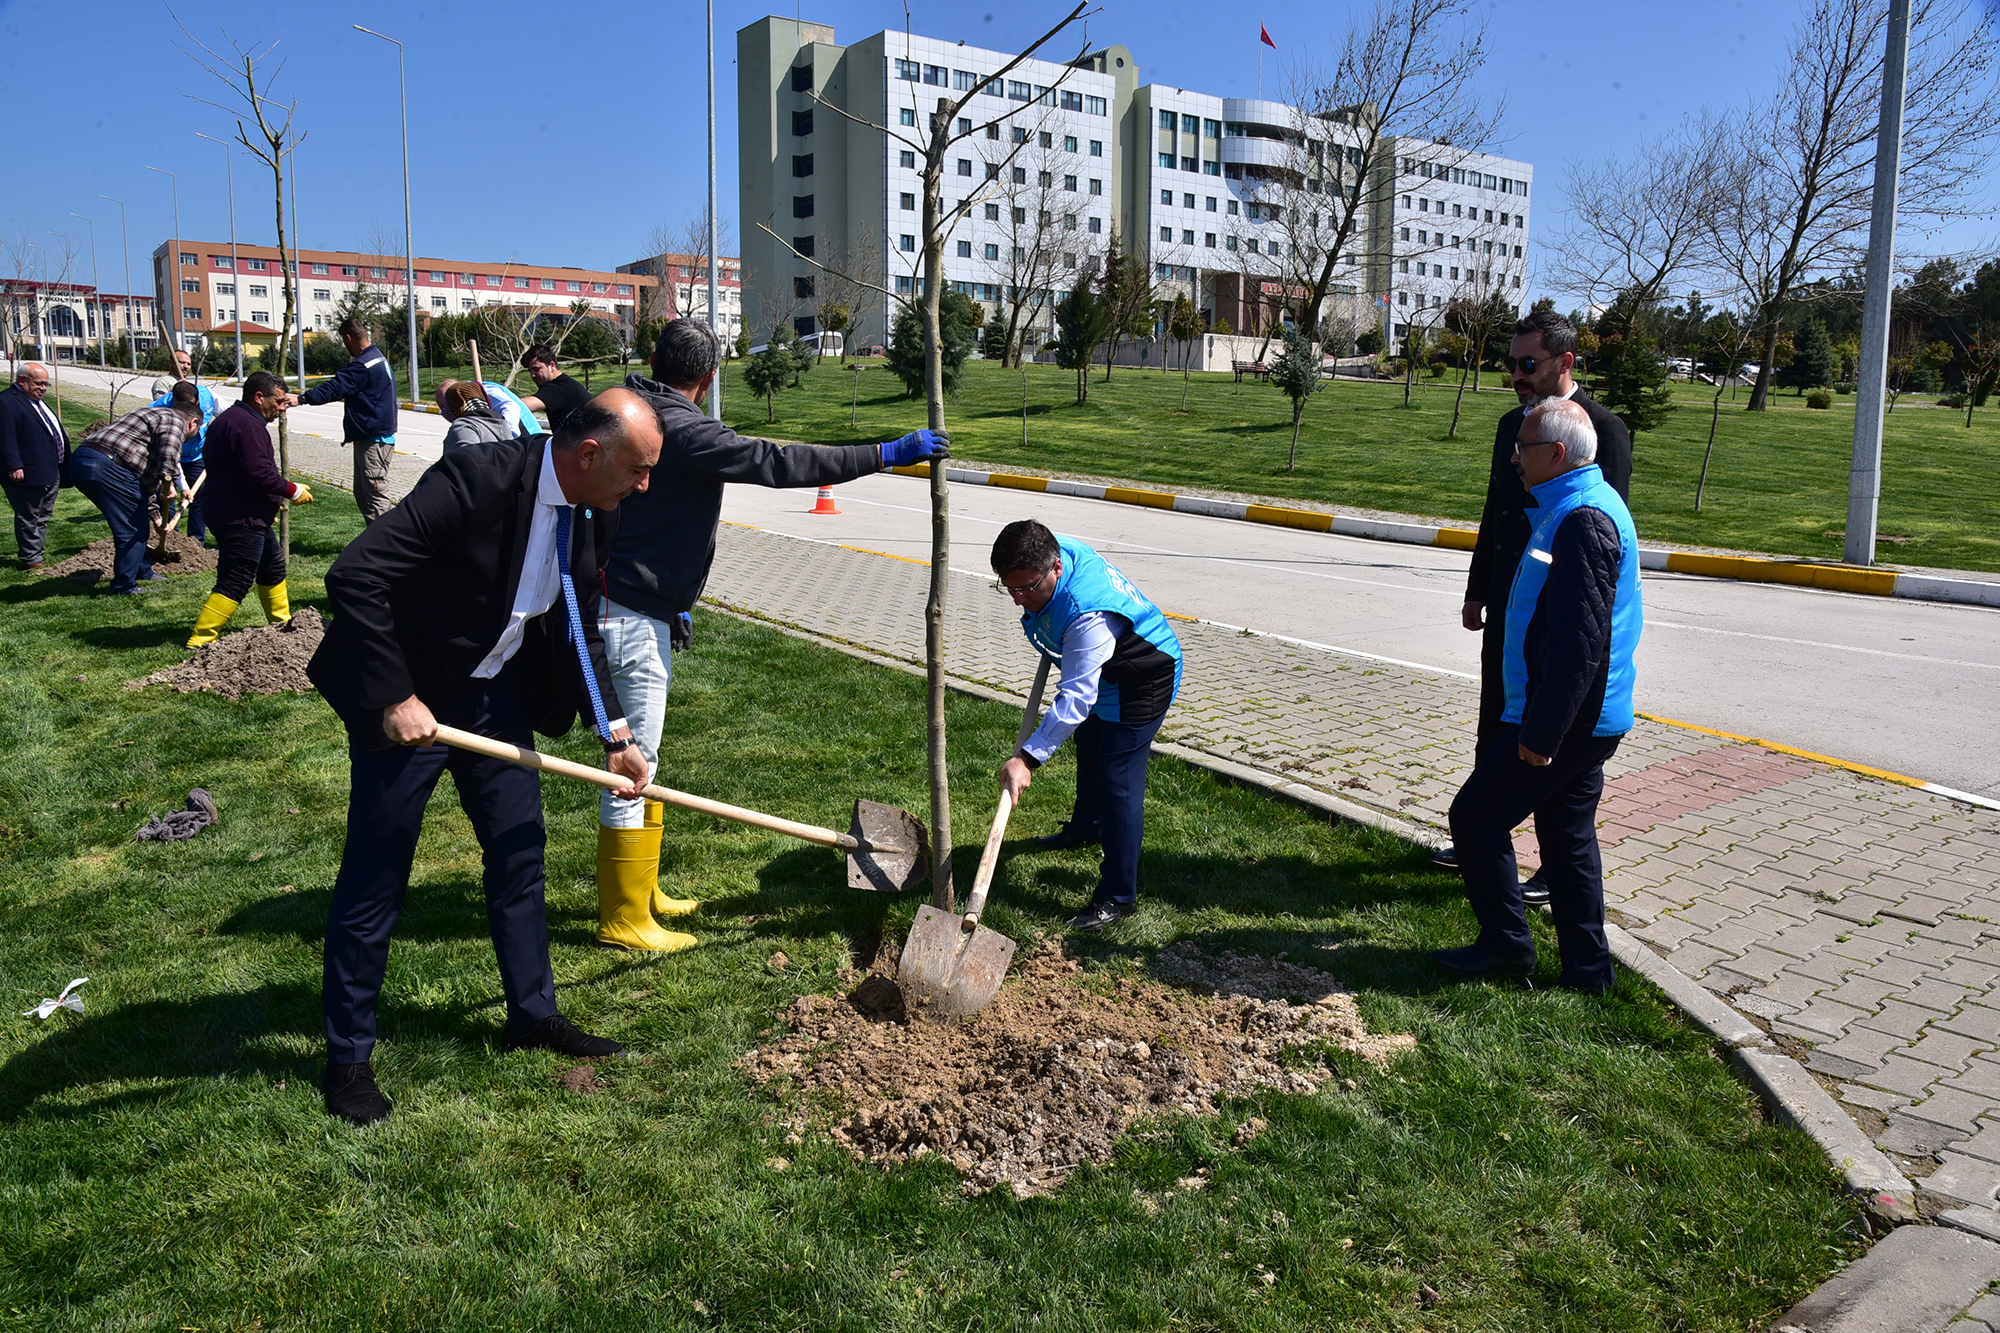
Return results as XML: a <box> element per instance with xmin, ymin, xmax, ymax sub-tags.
<box><xmin>67</xmin><ymin>448</ymin><xmax>151</xmax><ymax>592</ymax></box>
<box><xmin>1069</xmin><ymin>711</ymin><xmax>1166</xmax><ymax>906</ymax></box>
<box><xmin>597</xmin><ymin>598</ymin><xmax>675</xmax><ymax>828</ymax></box>
<box><xmin>178</xmin><ymin>456</ymin><xmax>206</xmax><ymax>540</ymax></box>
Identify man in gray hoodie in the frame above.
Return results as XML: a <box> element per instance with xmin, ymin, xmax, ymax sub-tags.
<box><xmin>436</xmin><ymin>380</ymin><xmax>516</xmax><ymax>453</ymax></box>
<box><xmin>589</xmin><ymin>317</ymin><xmax>948</xmax><ymax>953</ymax></box>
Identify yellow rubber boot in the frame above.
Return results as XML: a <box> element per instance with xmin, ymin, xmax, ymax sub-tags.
<box><xmin>185</xmin><ymin>593</ymin><xmax>241</xmax><ymax>649</ymax></box>
<box><xmin>644</xmin><ymin>799</ymin><xmax>698</xmax><ymax>918</ymax></box>
<box><xmin>256</xmin><ymin>579</ymin><xmax>292</xmax><ymax>625</ymax></box>
<box><xmin>595</xmin><ymin>822</ymin><xmax>696</xmax><ymax>953</ymax></box>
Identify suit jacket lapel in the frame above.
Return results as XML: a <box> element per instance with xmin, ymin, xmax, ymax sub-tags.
<box><xmin>499</xmin><ymin>437</ymin><xmax>544</xmax><ymax>616</ymax></box>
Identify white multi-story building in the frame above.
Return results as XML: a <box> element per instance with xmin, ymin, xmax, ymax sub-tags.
<box><xmin>739</xmin><ymin>16</ymin><xmax>1532</xmax><ymax>359</ymax></box>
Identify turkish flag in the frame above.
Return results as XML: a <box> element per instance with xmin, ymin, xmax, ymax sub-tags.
<box><xmin>1259</xmin><ymin>24</ymin><xmax>1277</xmax><ymax>48</ymax></box>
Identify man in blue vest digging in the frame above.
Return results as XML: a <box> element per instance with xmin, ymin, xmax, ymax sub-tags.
<box><xmin>1434</xmin><ymin>397</ymin><xmax>1643</xmax><ymax>994</ymax></box>
<box><xmin>993</xmin><ymin>520</ymin><xmax>1184</xmax><ymax>932</ymax></box>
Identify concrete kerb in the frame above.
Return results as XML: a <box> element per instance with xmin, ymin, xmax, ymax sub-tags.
<box><xmin>886</xmin><ymin>462</ymin><xmax>2000</xmax><ymax>611</ymax></box>
<box><xmin>700</xmin><ymin>594</ymin><xmax>1921</xmax><ymax>1220</ymax></box>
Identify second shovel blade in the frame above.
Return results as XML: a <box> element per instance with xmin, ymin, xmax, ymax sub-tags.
<box><xmin>896</xmin><ymin>904</ymin><xmax>1018</xmax><ymax>1022</ymax></box>
<box><xmin>847</xmin><ymin>799</ymin><xmax>929</xmax><ymax>893</ymax></box>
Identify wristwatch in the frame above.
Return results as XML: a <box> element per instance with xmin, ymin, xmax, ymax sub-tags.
<box><xmin>603</xmin><ymin>736</ymin><xmax>635</xmax><ymax>754</ymax></box>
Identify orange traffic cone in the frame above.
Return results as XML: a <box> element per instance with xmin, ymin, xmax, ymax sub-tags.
<box><xmin>809</xmin><ymin>486</ymin><xmax>841</xmax><ymax>516</ymax></box>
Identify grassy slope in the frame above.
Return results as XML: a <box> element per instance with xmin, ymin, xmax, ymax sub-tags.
<box><xmin>0</xmin><ymin>489</ymin><xmax>1860</xmax><ymax>1331</ymax></box>
<box><xmin>726</xmin><ymin>357</ymin><xmax>2000</xmax><ymax>573</ymax></box>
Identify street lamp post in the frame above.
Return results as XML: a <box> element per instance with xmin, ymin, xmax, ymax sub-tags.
<box><xmin>354</xmin><ymin>25</ymin><xmax>420</xmax><ymax>407</ymax></box>
<box><xmin>68</xmin><ymin>212</ymin><xmax>103</xmax><ymax>367</ymax></box>
<box><xmin>145</xmin><ymin>165</ymin><xmax>183</xmax><ymax>357</ymax></box>
<box><xmin>707</xmin><ymin>0</ymin><xmax>722</xmax><ymax>421</ymax></box>
<box><xmin>1845</xmin><ymin>0</ymin><xmax>1912</xmax><ymax>568</ymax></box>
<box><xmin>288</xmin><ymin>143</ymin><xmax>305</xmax><ymax>393</ymax></box>
<box><xmin>98</xmin><ymin>194</ymin><xmax>135</xmax><ymax>369</ymax></box>
<box><xmin>195</xmin><ymin>131</ymin><xmax>242</xmax><ymax>380</ymax></box>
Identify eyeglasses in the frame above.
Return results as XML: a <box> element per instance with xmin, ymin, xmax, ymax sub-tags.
<box><xmin>1509</xmin><ymin>353</ymin><xmax>1565</xmax><ymax>373</ymax></box>
<box><xmin>993</xmin><ymin>566</ymin><xmax>1055</xmax><ymax>601</ymax></box>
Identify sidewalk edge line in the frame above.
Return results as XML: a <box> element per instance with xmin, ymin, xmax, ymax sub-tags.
<box><xmin>885</xmin><ymin>462</ymin><xmax>2000</xmax><ymax>609</ymax></box>
<box><xmin>700</xmin><ymin>592</ymin><xmax>1914</xmax><ymax>1210</ymax></box>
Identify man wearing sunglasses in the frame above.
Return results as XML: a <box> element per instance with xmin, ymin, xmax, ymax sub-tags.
<box><xmin>1444</xmin><ymin>309</ymin><xmax>1632</xmax><ymax>906</ymax></box>
<box><xmin>992</xmin><ymin>519</ymin><xmax>1183</xmax><ymax>933</ymax></box>
<box><xmin>1435</xmin><ymin>396</ymin><xmax>1641</xmax><ymax>994</ymax></box>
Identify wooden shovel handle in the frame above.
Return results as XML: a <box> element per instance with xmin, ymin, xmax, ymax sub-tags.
<box><xmin>1016</xmin><ymin>658</ymin><xmax>1052</xmax><ymax>751</ymax></box>
<box><xmin>959</xmin><ymin>789</ymin><xmax>1014</xmax><ymax>929</ymax></box>
<box><xmin>431</xmin><ymin>724</ymin><xmax>855</xmax><ymax>850</ymax></box>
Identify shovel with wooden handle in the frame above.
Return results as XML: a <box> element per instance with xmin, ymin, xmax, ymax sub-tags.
<box><xmin>429</xmin><ymin>724</ymin><xmax>928</xmax><ymax>892</ymax></box>
<box><xmin>896</xmin><ymin>657</ymin><xmax>1052</xmax><ymax>1022</ymax></box>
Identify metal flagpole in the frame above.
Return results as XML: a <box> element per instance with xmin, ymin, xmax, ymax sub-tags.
<box><xmin>69</xmin><ymin>213</ymin><xmax>103</xmax><ymax>366</ymax></box>
<box><xmin>708</xmin><ymin>0</ymin><xmax>723</xmax><ymax>421</ymax></box>
<box><xmin>196</xmin><ymin>132</ymin><xmax>242</xmax><ymax>379</ymax></box>
<box><xmin>145</xmin><ymin>166</ymin><xmax>183</xmax><ymax>356</ymax></box>
<box><xmin>1844</xmin><ymin>0</ymin><xmax>1912</xmax><ymax>568</ymax></box>
<box><xmin>354</xmin><ymin>26</ymin><xmax>420</xmax><ymax>409</ymax></box>
<box><xmin>99</xmin><ymin>194</ymin><xmax>135</xmax><ymax>369</ymax></box>
<box><xmin>289</xmin><ymin>144</ymin><xmax>306</xmax><ymax>392</ymax></box>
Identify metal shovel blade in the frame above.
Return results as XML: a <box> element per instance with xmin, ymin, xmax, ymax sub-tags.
<box><xmin>897</xmin><ymin>904</ymin><xmax>1018</xmax><ymax>1022</ymax></box>
<box><xmin>846</xmin><ymin>799</ymin><xmax>929</xmax><ymax>893</ymax></box>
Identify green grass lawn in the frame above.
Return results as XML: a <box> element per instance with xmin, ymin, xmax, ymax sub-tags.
<box><xmin>0</xmin><ymin>487</ymin><xmax>1864</xmax><ymax>1330</ymax></box>
<box><xmin>726</xmin><ymin>357</ymin><xmax>2000</xmax><ymax>574</ymax></box>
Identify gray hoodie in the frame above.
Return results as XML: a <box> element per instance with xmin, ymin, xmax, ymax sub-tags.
<box><xmin>441</xmin><ymin>403</ymin><xmax>515</xmax><ymax>453</ymax></box>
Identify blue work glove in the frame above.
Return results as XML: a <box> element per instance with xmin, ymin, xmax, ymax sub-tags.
<box><xmin>879</xmin><ymin>428</ymin><xmax>951</xmax><ymax>469</ymax></box>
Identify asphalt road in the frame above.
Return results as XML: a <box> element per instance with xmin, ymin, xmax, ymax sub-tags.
<box><xmin>720</xmin><ymin>471</ymin><xmax>2000</xmax><ymax>801</ymax></box>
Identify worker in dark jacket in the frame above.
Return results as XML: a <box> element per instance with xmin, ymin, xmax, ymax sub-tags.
<box><xmin>1435</xmin><ymin>397</ymin><xmax>1642</xmax><ymax>995</ymax></box>
<box><xmin>293</xmin><ymin>316</ymin><xmax>399</xmax><ymax>524</ymax></box>
<box><xmin>588</xmin><ymin>317</ymin><xmax>948</xmax><ymax>952</ymax></box>
<box><xmin>1440</xmin><ymin>308</ymin><xmax>1633</xmax><ymax>900</ymax></box>
<box><xmin>186</xmin><ymin>371</ymin><xmax>314</xmax><ymax>647</ymax></box>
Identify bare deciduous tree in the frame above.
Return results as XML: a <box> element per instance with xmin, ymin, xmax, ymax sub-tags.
<box><xmin>1547</xmin><ymin>112</ymin><xmax>1727</xmax><ymax>311</ymax></box>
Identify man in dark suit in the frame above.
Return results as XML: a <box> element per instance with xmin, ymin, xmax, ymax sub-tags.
<box><xmin>0</xmin><ymin>363</ymin><xmax>70</xmax><ymax>570</ymax></box>
<box><xmin>306</xmin><ymin>388</ymin><xmax>662</xmax><ymax>1125</ymax></box>
<box><xmin>1442</xmin><ymin>309</ymin><xmax>1633</xmax><ymax>901</ymax></box>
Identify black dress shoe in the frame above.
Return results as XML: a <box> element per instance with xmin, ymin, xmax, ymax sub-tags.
<box><xmin>1430</xmin><ymin>844</ymin><xmax>1458</xmax><ymax>870</ymax></box>
<box><xmin>1068</xmin><ymin>899</ymin><xmax>1136</xmax><ymax>932</ymax></box>
<box><xmin>1431</xmin><ymin>943</ymin><xmax>1536</xmax><ymax>981</ymax></box>
<box><xmin>1520</xmin><ymin>871</ymin><xmax>1551</xmax><ymax>908</ymax></box>
<box><xmin>323</xmin><ymin>1060</ymin><xmax>391</xmax><ymax>1125</ymax></box>
<box><xmin>1037</xmin><ymin>823</ymin><xmax>1102</xmax><ymax>851</ymax></box>
<box><xmin>503</xmin><ymin>1013</ymin><xmax>626</xmax><ymax>1058</ymax></box>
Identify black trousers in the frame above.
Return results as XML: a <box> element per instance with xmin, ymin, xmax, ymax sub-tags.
<box><xmin>322</xmin><ymin>659</ymin><xmax>558</xmax><ymax>1062</ymax></box>
<box><xmin>1476</xmin><ymin>568</ymin><xmax>1519</xmax><ymax>756</ymax></box>
<box><xmin>211</xmin><ymin>520</ymin><xmax>286</xmax><ymax>601</ymax></box>
<box><xmin>1068</xmin><ymin>711</ymin><xmax>1165</xmax><ymax>907</ymax></box>
<box><xmin>3</xmin><ymin>479</ymin><xmax>58</xmax><ymax>564</ymax></box>
<box><xmin>1447</xmin><ymin>723</ymin><xmax>1622</xmax><ymax>991</ymax></box>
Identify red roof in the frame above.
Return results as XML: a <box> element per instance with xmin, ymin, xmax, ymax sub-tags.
<box><xmin>206</xmin><ymin>321</ymin><xmax>280</xmax><ymax>335</ymax></box>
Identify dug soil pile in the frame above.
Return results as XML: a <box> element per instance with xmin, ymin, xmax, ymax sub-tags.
<box><xmin>742</xmin><ymin>939</ymin><xmax>1414</xmax><ymax>1197</ymax></box>
<box><xmin>126</xmin><ymin>607</ymin><xmax>324</xmax><ymax>701</ymax></box>
<box><xmin>40</xmin><ymin>530</ymin><xmax>218</xmax><ymax>581</ymax></box>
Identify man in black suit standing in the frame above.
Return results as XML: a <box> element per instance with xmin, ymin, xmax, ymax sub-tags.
<box><xmin>307</xmin><ymin>387</ymin><xmax>662</xmax><ymax>1125</ymax></box>
<box><xmin>0</xmin><ymin>363</ymin><xmax>70</xmax><ymax>570</ymax></box>
<box><xmin>1443</xmin><ymin>310</ymin><xmax>1633</xmax><ymax>902</ymax></box>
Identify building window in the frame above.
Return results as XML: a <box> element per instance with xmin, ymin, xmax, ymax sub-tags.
<box><xmin>793</xmin><ymin>154</ymin><xmax>814</xmax><ymax>176</ymax></box>
<box><xmin>592</xmin><ymin>282</ymin><xmax>607</xmax><ymax>293</ymax></box>
<box><xmin>251</xmin><ymin>310</ymin><xmax>269</xmax><ymax>323</ymax></box>
<box><xmin>1060</xmin><ymin>89</ymin><xmax>1083</xmax><ymax>111</ymax></box>
<box><xmin>1088</xmin><ymin>178</ymin><xmax>1102</xmax><ymax>196</ymax></box>
<box><xmin>342</xmin><ymin>265</ymin><xmax>359</xmax><ymax>276</ymax></box>
<box><xmin>246</xmin><ymin>258</ymin><xmax>267</xmax><ymax>271</ymax></box>
<box><xmin>1159</xmin><ymin>152</ymin><xmax>1173</xmax><ymax>169</ymax></box>
<box><xmin>1512</xmin><ymin>274</ymin><xmax>1521</xmax><ymax>288</ymax></box>
<box><xmin>1204</xmin><ymin>233</ymin><xmax>1216</xmax><ymax>248</ymax></box>
<box><xmin>793</xmin><ymin>109</ymin><xmax>813</xmax><ymax>136</ymax></box>
<box><xmin>793</xmin><ymin>195</ymin><xmax>814</xmax><ymax>218</ymax></box>
<box><xmin>900</xmin><ymin>192</ymin><xmax>916</xmax><ymax>210</ymax></box>
<box><xmin>1204</xmin><ymin>118</ymin><xmax>1222</xmax><ymax>138</ymax></box>
<box><xmin>1399</xmin><ymin>259</ymin><xmax>1410</xmax><ymax>273</ymax></box>
<box><xmin>540</xmin><ymin>278</ymin><xmax>557</xmax><ymax>290</ymax></box>
<box><xmin>794</xmin><ymin>276</ymin><xmax>815</xmax><ymax>299</ymax></box>
<box><xmin>1160</xmin><ymin>189</ymin><xmax>1173</xmax><ymax>205</ymax></box>
<box><xmin>178</xmin><ymin>252</ymin><xmax>197</xmax><ymax>266</ymax></box>
<box><xmin>1227</xmin><ymin>200</ymin><xmax>1240</xmax><ymax>216</ymax></box>
<box><xmin>1247</xmin><ymin>239</ymin><xmax>1260</xmax><ymax>254</ymax></box>
<box><xmin>431</xmin><ymin>296</ymin><xmax>446</xmax><ymax>309</ymax></box>
<box><xmin>1089</xmin><ymin>139</ymin><xmax>1102</xmax><ymax>156</ymax></box>
<box><xmin>1513</xmin><ymin>245</ymin><xmax>1523</xmax><ymax>259</ymax></box>
<box><xmin>313</xmin><ymin>288</ymin><xmax>331</xmax><ymax>300</ymax></box>
<box><xmin>895</xmin><ymin>275</ymin><xmax>913</xmax><ymax>294</ymax></box>
<box><xmin>792</xmin><ymin>235</ymin><xmax>816</xmax><ymax>258</ymax></box>
<box><xmin>1063</xmin><ymin>174</ymin><xmax>1077</xmax><ymax>191</ymax></box>
<box><xmin>956</xmin><ymin>240</ymin><xmax>972</xmax><ymax>258</ymax></box>
<box><xmin>211</xmin><ymin>255</ymin><xmax>232</xmax><ymax>268</ymax></box>
<box><xmin>1432</xmin><ymin>264</ymin><xmax>1443</xmax><ymax>277</ymax></box>
<box><xmin>1012</xmin><ymin>167</ymin><xmax>1028</xmax><ymax>184</ymax></box>
<box><xmin>617</xmin><ymin>283</ymin><xmax>633</xmax><ymax>296</ymax></box>
<box><xmin>1158</xmin><ymin>109</ymin><xmax>1174</xmax><ymax>131</ymax></box>
<box><xmin>310</xmin><ymin>263</ymin><xmax>330</xmax><ymax>276</ymax></box>
<box><xmin>986</xmin><ymin>244</ymin><xmax>1001</xmax><ymax>260</ymax></box>
<box><xmin>1011</xmin><ymin>126</ymin><xmax>1028</xmax><ymax>144</ymax></box>
<box><xmin>1064</xmin><ymin>135</ymin><xmax>1077</xmax><ymax>152</ymax></box>
<box><xmin>900</xmin><ymin>234</ymin><xmax>916</xmax><ymax>252</ymax></box>
<box><xmin>1181</xmin><ymin>113</ymin><xmax>1199</xmax><ymax>135</ymax></box>
<box><xmin>183</xmin><ymin>306</ymin><xmax>201</xmax><ymax>323</ymax></box>
<box><xmin>956</xmin><ymin>158</ymin><xmax>973</xmax><ymax>177</ymax></box>
<box><xmin>1036</xmin><ymin>170</ymin><xmax>1051</xmax><ymax>187</ymax></box>
<box><xmin>893</xmin><ymin>58</ymin><xmax>919</xmax><ymax>82</ymax></box>
<box><xmin>215</xmin><ymin>282</ymin><xmax>234</xmax><ymax>295</ymax></box>
<box><xmin>180</xmin><ymin>278</ymin><xmax>199</xmax><ymax>293</ymax></box>
<box><xmin>987</xmin><ymin>203</ymin><xmax>1004</xmax><ymax>220</ymax></box>
<box><xmin>1225</xmin><ymin>236</ymin><xmax>1237</xmax><ymax>251</ymax></box>
<box><xmin>899</xmin><ymin>149</ymin><xmax>916</xmax><ymax>168</ymax></box>
<box><xmin>986</xmin><ymin>163</ymin><xmax>1000</xmax><ymax>180</ymax></box>
<box><xmin>1160</xmin><ymin>226</ymin><xmax>1173</xmax><ymax>243</ymax></box>
<box><xmin>793</xmin><ymin>63</ymin><xmax>815</xmax><ymax>89</ymax></box>
<box><xmin>1450</xmin><ymin>266</ymin><xmax>1459</xmax><ymax>279</ymax></box>
<box><xmin>1204</xmin><ymin>160</ymin><xmax>1221</xmax><ymax>176</ymax></box>
<box><xmin>568</xmin><ymin>280</ymin><xmax>582</xmax><ymax>291</ymax></box>
<box><xmin>1085</xmin><ymin>95</ymin><xmax>1106</xmax><ymax>116</ymax></box>
<box><xmin>1088</xmin><ymin>217</ymin><xmax>1102</xmax><ymax>234</ymax></box>
<box><xmin>1007</xmin><ymin>80</ymin><xmax>1031</xmax><ymax>100</ymax></box>
<box><xmin>899</xmin><ymin>107</ymin><xmax>916</xmax><ymax>126</ymax></box>
<box><xmin>986</xmin><ymin>124</ymin><xmax>1000</xmax><ymax>141</ymax></box>
<box><xmin>248</xmin><ymin>284</ymin><xmax>268</xmax><ymax>298</ymax></box>
<box><xmin>1039</xmin><ymin>130</ymin><xmax>1053</xmax><ymax>148</ymax></box>
<box><xmin>924</xmin><ymin>64</ymin><xmax>947</xmax><ymax>86</ymax></box>
<box><xmin>463</xmin><ymin>299</ymin><xmax>476</xmax><ymax>310</ymax></box>
<box><xmin>513</xmin><ymin>277</ymin><xmax>530</xmax><ymax>289</ymax></box>
<box><xmin>1181</xmin><ymin>229</ymin><xmax>1194</xmax><ymax>245</ymax></box>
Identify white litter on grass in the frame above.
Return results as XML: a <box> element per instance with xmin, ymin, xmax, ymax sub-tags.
<box><xmin>23</xmin><ymin>977</ymin><xmax>88</xmax><ymax>1020</ymax></box>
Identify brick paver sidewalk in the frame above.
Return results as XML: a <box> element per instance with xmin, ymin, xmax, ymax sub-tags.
<box><xmin>703</xmin><ymin>520</ymin><xmax>2000</xmax><ymax>1236</ymax></box>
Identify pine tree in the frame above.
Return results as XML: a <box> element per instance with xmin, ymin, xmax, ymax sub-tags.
<box><xmin>1781</xmin><ymin>319</ymin><xmax>1835</xmax><ymax>394</ymax></box>
<box><xmin>1596</xmin><ymin>304</ymin><xmax>1676</xmax><ymax>435</ymax></box>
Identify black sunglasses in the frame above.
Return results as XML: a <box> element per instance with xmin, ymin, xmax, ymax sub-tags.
<box><xmin>1509</xmin><ymin>353</ymin><xmax>1565</xmax><ymax>373</ymax></box>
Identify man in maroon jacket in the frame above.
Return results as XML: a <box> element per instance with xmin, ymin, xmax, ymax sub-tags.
<box><xmin>185</xmin><ymin>371</ymin><xmax>315</xmax><ymax>647</ymax></box>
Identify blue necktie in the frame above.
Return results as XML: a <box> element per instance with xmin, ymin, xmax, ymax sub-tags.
<box><xmin>552</xmin><ymin>504</ymin><xmax>614</xmax><ymax>741</ymax></box>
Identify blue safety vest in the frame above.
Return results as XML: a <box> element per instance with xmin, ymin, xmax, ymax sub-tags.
<box><xmin>483</xmin><ymin>381</ymin><xmax>541</xmax><ymax>438</ymax></box>
<box><xmin>1501</xmin><ymin>463</ymin><xmax>1642</xmax><ymax>738</ymax></box>
<box><xmin>1020</xmin><ymin>536</ymin><xmax>1183</xmax><ymax>722</ymax></box>
<box><xmin>149</xmin><ymin>382</ymin><xmax>217</xmax><ymax>463</ymax></box>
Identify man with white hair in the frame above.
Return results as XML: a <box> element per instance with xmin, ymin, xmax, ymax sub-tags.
<box><xmin>1433</xmin><ymin>395</ymin><xmax>1642</xmax><ymax>996</ymax></box>
<box><xmin>0</xmin><ymin>362</ymin><xmax>69</xmax><ymax>570</ymax></box>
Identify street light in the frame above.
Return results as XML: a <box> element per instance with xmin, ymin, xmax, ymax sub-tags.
<box><xmin>289</xmin><ymin>142</ymin><xmax>305</xmax><ymax>392</ymax></box>
<box><xmin>98</xmin><ymin>194</ymin><xmax>135</xmax><ymax>369</ymax></box>
<box><xmin>195</xmin><ymin>131</ymin><xmax>242</xmax><ymax>380</ymax></box>
<box><xmin>145</xmin><ymin>165</ymin><xmax>183</xmax><ymax>357</ymax></box>
<box><xmin>707</xmin><ymin>0</ymin><xmax>722</xmax><ymax>421</ymax></box>
<box><xmin>68</xmin><ymin>212</ymin><xmax>103</xmax><ymax>367</ymax></box>
<box><xmin>354</xmin><ymin>24</ymin><xmax>420</xmax><ymax>408</ymax></box>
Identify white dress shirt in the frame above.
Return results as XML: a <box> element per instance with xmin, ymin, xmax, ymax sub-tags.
<box><xmin>1021</xmin><ymin>610</ymin><xmax>1127</xmax><ymax>764</ymax></box>
<box><xmin>469</xmin><ymin>445</ymin><xmax>627</xmax><ymax>729</ymax></box>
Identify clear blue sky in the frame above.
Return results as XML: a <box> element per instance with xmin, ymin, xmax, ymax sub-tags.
<box><xmin>2</xmin><ymin>0</ymin><xmax>1991</xmax><ymax>305</ymax></box>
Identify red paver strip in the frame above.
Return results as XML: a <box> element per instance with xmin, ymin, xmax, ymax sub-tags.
<box><xmin>1515</xmin><ymin>743</ymin><xmax>1829</xmax><ymax>872</ymax></box>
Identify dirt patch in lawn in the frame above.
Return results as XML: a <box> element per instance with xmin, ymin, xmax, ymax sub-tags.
<box><xmin>40</xmin><ymin>530</ymin><xmax>218</xmax><ymax>581</ymax></box>
<box><xmin>742</xmin><ymin>939</ymin><xmax>1413</xmax><ymax>1197</ymax></box>
<box><xmin>125</xmin><ymin>607</ymin><xmax>324</xmax><ymax>701</ymax></box>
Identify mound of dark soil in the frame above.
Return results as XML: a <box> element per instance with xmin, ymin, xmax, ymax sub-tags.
<box><xmin>40</xmin><ymin>530</ymin><xmax>218</xmax><ymax>581</ymax></box>
<box><xmin>742</xmin><ymin>939</ymin><xmax>1413</xmax><ymax>1197</ymax></box>
<box><xmin>125</xmin><ymin>607</ymin><xmax>324</xmax><ymax>701</ymax></box>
